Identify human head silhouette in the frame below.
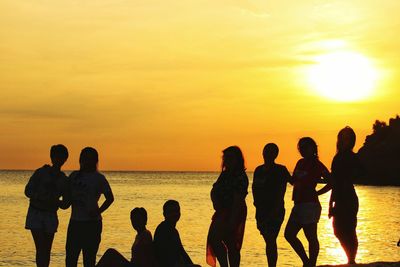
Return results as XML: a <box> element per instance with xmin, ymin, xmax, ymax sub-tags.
<box><xmin>130</xmin><ymin>207</ymin><xmax>147</xmax><ymax>231</ymax></box>
<box><xmin>50</xmin><ymin>144</ymin><xmax>69</xmax><ymax>168</ymax></box>
<box><xmin>263</xmin><ymin>143</ymin><xmax>279</xmax><ymax>164</ymax></box>
<box><xmin>79</xmin><ymin>147</ymin><xmax>98</xmax><ymax>172</ymax></box>
<box><xmin>222</xmin><ymin>146</ymin><xmax>245</xmax><ymax>172</ymax></box>
<box><xmin>163</xmin><ymin>200</ymin><xmax>180</xmax><ymax>224</ymax></box>
<box><xmin>298</xmin><ymin>137</ymin><xmax>318</xmax><ymax>159</ymax></box>
<box><xmin>337</xmin><ymin>126</ymin><xmax>356</xmax><ymax>152</ymax></box>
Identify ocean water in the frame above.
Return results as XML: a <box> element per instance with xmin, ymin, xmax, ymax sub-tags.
<box><xmin>0</xmin><ymin>170</ymin><xmax>399</xmax><ymax>266</ymax></box>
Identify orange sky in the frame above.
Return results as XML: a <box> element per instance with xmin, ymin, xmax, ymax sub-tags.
<box><xmin>0</xmin><ymin>0</ymin><xmax>399</xmax><ymax>171</ymax></box>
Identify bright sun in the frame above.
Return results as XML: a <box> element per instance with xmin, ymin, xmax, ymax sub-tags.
<box><xmin>308</xmin><ymin>51</ymin><xmax>378</xmax><ymax>102</ymax></box>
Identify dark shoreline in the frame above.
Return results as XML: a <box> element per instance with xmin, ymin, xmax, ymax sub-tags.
<box><xmin>318</xmin><ymin>261</ymin><xmax>400</xmax><ymax>267</ymax></box>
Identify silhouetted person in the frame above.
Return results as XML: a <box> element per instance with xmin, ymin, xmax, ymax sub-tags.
<box><xmin>66</xmin><ymin>147</ymin><xmax>114</xmax><ymax>267</ymax></box>
<box><xmin>153</xmin><ymin>200</ymin><xmax>200</xmax><ymax>267</ymax></box>
<box><xmin>329</xmin><ymin>127</ymin><xmax>361</xmax><ymax>264</ymax></box>
<box><xmin>284</xmin><ymin>137</ymin><xmax>330</xmax><ymax>267</ymax></box>
<box><xmin>207</xmin><ymin>146</ymin><xmax>248</xmax><ymax>267</ymax></box>
<box><xmin>96</xmin><ymin>207</ymin><xmax>157</xmax><ymax>267</ymax></box>
<box><xmin>24</xmin><ymin>144</ymin><xmax>69</xmax><ymax>267</ymax></box>
<box><xmin>253</xmin><ymin>143</ymin><xmax>292</xmax><ymax>267</ymax></box>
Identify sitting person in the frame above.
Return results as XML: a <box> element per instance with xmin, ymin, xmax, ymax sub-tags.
<box><xmin>96</xmin><ymin>207</ymin><xmax>156</xmax><ymax>267</ymax></box>
<box><xmin>153</xmin><ymin>200</ymin><xmax>201</xmax><ymax>267</ymax></box>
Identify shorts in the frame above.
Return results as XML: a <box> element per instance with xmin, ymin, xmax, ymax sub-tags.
<box><xmin>289</xmin><ymin>202</ymin><xmax>321</xmax><ymax>225</ymax></box>
<box><xmin>256</xmin><ymin>209</ymin><xmax>285</xmax><ymax>236</ymax></box>
<box><xmin>25</xmin><ymin>206</ymin><xmax>59</xmax><ymax>233</ymax></box>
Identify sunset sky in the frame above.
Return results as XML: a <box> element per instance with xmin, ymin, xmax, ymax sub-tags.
<box><xmin>1</xmin><ymin>0</ymin><xmax>399</xmax><ymax>171</ymax></box>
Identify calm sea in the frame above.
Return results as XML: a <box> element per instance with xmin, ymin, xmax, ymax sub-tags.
<box><xmin>0</xmin><ymin>170</ymin><xmax>399</xmax><ymax>266</ymax></box>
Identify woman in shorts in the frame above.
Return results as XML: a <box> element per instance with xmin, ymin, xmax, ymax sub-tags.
<box><xmin>25</xmin><ymin>144</ymin><xmax>69</xmax><ymax>267</ymax></box>
<box><xmin>284</xmin><ymin>137</ymin><xmax>330</xmax><ymax>267</ymax></box>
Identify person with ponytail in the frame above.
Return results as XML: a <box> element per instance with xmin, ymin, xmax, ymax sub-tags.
<box><xmin>284</xmin><ymin>137</ymin><xmax>330</xmax><ymax>267</ymax></box>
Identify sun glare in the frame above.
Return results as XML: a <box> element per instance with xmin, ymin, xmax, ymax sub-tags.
<box><xmin>308</xmin><ymin>51</ymin><xmax>378</xmax><ymax>102</ymax></box>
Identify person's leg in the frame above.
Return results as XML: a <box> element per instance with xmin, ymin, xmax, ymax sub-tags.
<box><xmin>262</xmin><ymin>230</ymin><xmax>279</xmax><ymax>267</ymax></box>
<box><xmin>333</xmin><ymin>217</ymin><xmax>357</xmax><ymax>264</ymax></box>
<box><xmin>31</xmin><ymin>230</ymin><xmax>55</xmax><ymax>267</ymax></box>
<box><xmin>303</xmin><ymin>223</ymin><xmax>319</xmax><ymax>267</ymax></box>
<box><xmin>336</xmin><ymin>228</ymin><xmax>358</xmax><ymax>264</ymax></box>
<box><xmin>82</xmin><ymin>220</ymin><xmax>102</xmax><ymax>267</ymax></box>
<box><xmin>96</xmin><ymin>248</ymin><xmax>130</xmax><ymax>267</ymax></box>
<box><xmin>347</xmin><ymin>229</ymin><xmax>358</xmax><ymax>264</ymax></box>
<box><xmin>225</xmin><ymin>240</ymin><xmax>240</xmax><ymax>267</ymax></box>
<box><xmin>66</xmin><ymin>221</ymin><xmax>82</xmax><ymax>267</ymax></box>
<box><xmin>284</xmin><ymin>218</ymin><xmax>309</xmax><ymax>266</ymax></box>
<box><xmin>207</xmin><ymin>222</ymin><xmax>228</xmax><ymax>267</ymax></box>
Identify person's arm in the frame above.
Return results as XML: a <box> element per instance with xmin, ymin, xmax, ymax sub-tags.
<box><xmin>59</xmin><ymin>177</ymin><xmax>71</xmax><ymax>209</ymax></box>
<box><xmin>24</xmin><ymin>169</ymin><xmax>40</xmax><ymax>199</ymax></box>
<box><xmin>317</xmin><ymin>183</ymin><xmax>331</xmax><ymax>195</ymax></box>
<box><xmin>228</xmin><ymin>173</ymin><xmax>248</xmax><ymax>229</ymax></box>
<box><xmin>317</xmin><ymin>163</ymin><xmax>332</xmax><ymax>195</ymax></box>
<box><xmin>271</xmin><ymin>167</ymin><xmax>290</xmax><ymax>216</ymax></box>
<box><xmin>99</xmin><ymin>175</ymin><xmax>114</xmax><ymax>214</ymax></box>
<box><xmin>99</xmin><ymin>189</ymin><xmax>114</xmax><ymax>214</ymax></box>
<box><xmin>252</xmin><ymin>168</ymin><xmax>260</xmax><ymax>207</ymax></box>
<box><xmin>328</xmin><ymin>192</ymin><xmax>335</xmax><ymax>218</ymax></box>
<box><xmin>285</xmin><ymin>168</ymin><xmax>294</xmax><ymax>185</ymax></box>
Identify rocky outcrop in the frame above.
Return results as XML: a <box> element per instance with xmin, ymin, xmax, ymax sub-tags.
<box><xmin>356</xmin><ymin>115</ymin><xmax>400</xmax><ymax>186</ymax></box>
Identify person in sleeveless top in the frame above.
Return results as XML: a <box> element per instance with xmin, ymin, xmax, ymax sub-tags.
<box><xmin>284</xmin><ymin>137</ymin><xmax>330</xmax><ymax>267</ymax></box>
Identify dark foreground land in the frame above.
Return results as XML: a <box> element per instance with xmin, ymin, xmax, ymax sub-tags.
<box><xmin>318</xmin><ymin>262</ymin><xmax>400</xmax><ymax>267</ymax></box>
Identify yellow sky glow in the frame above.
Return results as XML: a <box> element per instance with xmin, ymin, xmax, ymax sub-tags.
<box><xmin>0</xmin><ymin>0</ymin><xmax>399</xmax><ymax>171</ymax></box>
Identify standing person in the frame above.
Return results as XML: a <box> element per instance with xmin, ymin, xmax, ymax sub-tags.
<box><xmin>96</xmin><ymin>207</ymin><xmax>157</xmax><ymax>267</ymax></box>
<box><xmin>252</xmin><ymin>143</ymin><xmax>292</xmax><ymax>267</ymax></box>
<box><xmin>153</xmin><ymin>200</ymin><xmax>200</xmax><ymax>267</ymax></box>
<box><xmin>284</xmin><ymin>137</ymin><xmax>330</xmax><ymax>267</ymax></box>
<box><xmin>329</xmin><ymin>127</ymin><xmax>361</xmax><ymax>264</ymax></box>
<box><xmin>206</xmin><ymin>146</ymin><xmax>248</xmax><ymax>267</ymax></box>
<box><xmin>66</xmin><ymin>147</ymin><xmax>114</xmax><ymax>267</ymax></box>
<box><xmin>24</xmin><ymin>144</ymin><xmax>69</xmax><ymax>267</ymax></box>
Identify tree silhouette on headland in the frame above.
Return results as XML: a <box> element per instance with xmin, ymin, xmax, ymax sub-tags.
<box><xmin>357</xmin><ymin>115</ymin><xmax>400</xmax><ymax>186</ymax></box>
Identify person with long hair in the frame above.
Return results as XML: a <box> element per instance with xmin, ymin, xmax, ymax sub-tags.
<box><xmin>284</xmin><ymin>137</ymin><xmax>330</xmax><ymax>267</ymax></box>
<box><xmin>329</xmin><ymin>127</ymin><xmax>361</xmax><ymax>264</ymax></box>
<box><xmin>206</xmin><ymin>146</ymin><xmax>248</xmax><ymax>267</ymax></box>
<box><xmin>66</xmin><ymin>147</ymin><xmax>114</xmax><ymax>267</ymax></box>
<box><xmin>24</xmin><ymin>144</ymin><xmax>69</xmax><ymax>267</ymax></box>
